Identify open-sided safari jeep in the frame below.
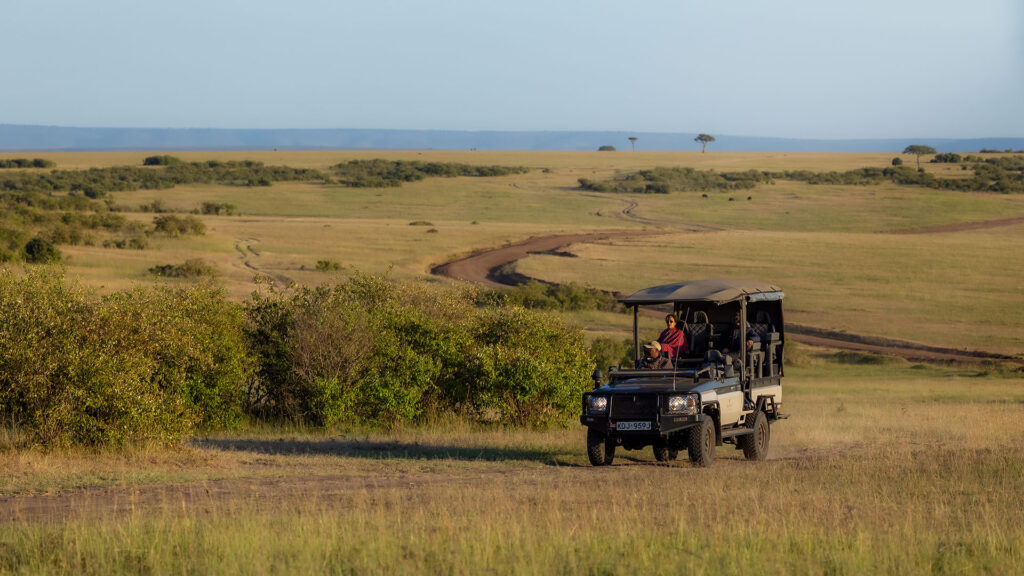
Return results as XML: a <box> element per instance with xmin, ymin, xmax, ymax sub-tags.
<box><xmin>581</xmin><ymin>279</ymin><xmax>789</xmax><ymax>466</ymax></box>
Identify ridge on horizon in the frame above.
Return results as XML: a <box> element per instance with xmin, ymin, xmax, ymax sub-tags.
<box><xmin>1</xmin><ymin>123</ymin><xmax>1021</xmax><ymax>153</ymax></box>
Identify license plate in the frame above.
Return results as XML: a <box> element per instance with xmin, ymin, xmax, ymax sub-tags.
<box><xmin>616</xmin><ymin>421</ymin><xmax>651</xmax><ymax>431</ymax></box>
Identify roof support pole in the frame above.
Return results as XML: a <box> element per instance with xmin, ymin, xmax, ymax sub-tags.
<box><xmin>740</xmin><ymin>298</ymin><xmax>748</xmax><ymax>385</ymax></box>
<box><xmin>633</xmin><ymin>305</ymin><xmax>640</xmax><ymax>366</ymax></box>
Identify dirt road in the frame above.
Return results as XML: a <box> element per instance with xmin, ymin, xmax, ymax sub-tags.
<box><xmin>430</xmin><ymin>232</ymin><xmax>1019</xmax><ymax>364</ymax></box>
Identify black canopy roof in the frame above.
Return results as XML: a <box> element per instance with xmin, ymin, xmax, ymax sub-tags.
<box><xmin>619</xmin><ymin>279</ymin><xmax>784</xmax><ymax>305</ymax></box>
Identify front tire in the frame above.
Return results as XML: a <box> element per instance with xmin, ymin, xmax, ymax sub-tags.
<box><xmin>687</xmin><ymin>417</ymin><xmax>715</xmax><ymax>467</ymax></box>
<box><xmin>587</xmin><ymin>428</ymin><xmax>615</xmax><ymax>466</ymax></box>
<box><xmin>738</xmin><ymin>410</ymin><xmax>770</xmax><ymax>461</ymax></box>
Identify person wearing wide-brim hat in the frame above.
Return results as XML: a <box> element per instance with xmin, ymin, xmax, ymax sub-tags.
<box><xmin>636</xmin><ymin>340</ymin><xmax>672</xmax><ymax>370</ymax></box>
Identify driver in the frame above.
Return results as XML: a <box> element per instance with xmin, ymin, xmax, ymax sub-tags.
<box><xmin>636</xmin><ymin>341</ymin><xmax>672</xmax><ymax>370</ymax></box>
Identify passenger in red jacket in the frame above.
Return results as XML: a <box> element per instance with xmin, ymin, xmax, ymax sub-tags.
<box><xmin>657</xmin><ymin>314</ymin><xmax>686</xmax><ymax>360</ymax></box>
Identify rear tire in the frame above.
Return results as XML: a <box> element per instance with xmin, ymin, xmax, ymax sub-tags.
<box><xmin>687</xmin><ymin>417</ymin><xmax>715</xmax><ymax>467</ymax></box>
<box><xmin>587</xmin><ymin>428</ymin><xmax>615</xmax><ymax>466</ymax></box>
<box><xmin>738</xmin><ymin>411</ymin><xmax>770</xmax><ymax>461</ymax></box>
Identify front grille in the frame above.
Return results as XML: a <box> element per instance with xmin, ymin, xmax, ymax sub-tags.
<box><xmin>610</xmin><ymin>394</ymin><xmax>658</xmax><ymax>419</ymax></box>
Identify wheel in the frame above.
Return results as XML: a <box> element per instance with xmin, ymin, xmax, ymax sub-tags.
<box><xmin>653</xmin><ymin>440</ymin><xmax>677</xmax><ymax>462</ymax></box>
<box><xmin>738</xmin><ymin>410</ymin><xmax>770</xmax><ymax>461</ymax></box>
<box><xmin>587</xmin><ymin>428</ymin><xmax>615</xmax><ymax>466</ymax></box>
<box><xmin>687</xmin><ymin>417</ymin><xmax>715</xmax><ymax>467</ymax></box>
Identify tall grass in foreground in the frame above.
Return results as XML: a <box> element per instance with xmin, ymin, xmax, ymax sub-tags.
<box><xmin>2</xmin><ymin>443</ymin><xmax>1021</xmax><ymax>575</ymax></box>
<box><xmin>1</xmin><ymin>360</ymin><xmax>1022</xmax><ymax>574</ymax></box>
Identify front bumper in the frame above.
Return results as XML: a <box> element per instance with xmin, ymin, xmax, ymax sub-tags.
<box><xmin>579</xmin><ymin>412</ymin><xmax>706</xmax><ymax>436</ymax></box>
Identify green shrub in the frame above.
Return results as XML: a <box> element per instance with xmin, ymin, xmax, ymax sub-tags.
<box><xmin>315</xmin><ymin>260</ymin><xmax>342</xmax><ymax>272</ymax></box>
<box><xmin>23</xmin><ymin>237</ymin><xmax>61</xmax><ymax>263</ymax></box>
<box><xmin>598</xmin><ymin>145</ymin><xmax>616</xmax><ymax>151</ymax></box>
<box><xmin>0</xmin><ymin>270</ymin><xmax>253</xmax><ymax>445</ymax></box>
<box><xmin>245</xmin><ymin>275</ymin><xmax>591</xmax><ymax>428</ymax></box>
<box><xmin>143</xmin><ymin>155</ymin><xmax>182</xmax><ymax>166</ymax></box>
<box><xmin>153</xmin><ymin>214</ymin><xmax>205</xmax><ymax>236</ymax></box>
<box><xmin>589</xmin><ymin>336</ymin><xmax>634</xmax><ymax>371</ymax></box>
<box><xmin>891</xmin><ymin>157</ymin><xmax>903</xmax><ymax>166</ymax></box>
<box><xmin>480</xmin><ymin>281</ymin><xmax>622</xmax><ymax>312</ymax></box>
<box><xmin>200</xmin><ymin>202</ymin><xmax>236</xmax><ymax>215</ymax></box>
<box><xmin>149</xmin><ymin>259</ymin><xmax>217</xmax><ymax>278</ymax></box>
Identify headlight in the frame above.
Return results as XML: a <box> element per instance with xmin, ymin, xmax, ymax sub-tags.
<box><xmin>587</xmin><ymin>395</ymin><xmax>609</xmax><ymax>414</ymax></box>
<box><xmin>666</xmin><ymin>394</ymin><xmax>699</xmax><ymax>415</ymax></box>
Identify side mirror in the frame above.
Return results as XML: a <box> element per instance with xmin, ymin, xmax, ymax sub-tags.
<box><xmin>591</xmin><ymin>368</ymin><xmax>604</xmax><ymax>386</ymax></box>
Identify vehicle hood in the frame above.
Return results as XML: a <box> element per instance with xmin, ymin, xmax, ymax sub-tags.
<box><xmin>594</xmin><ymin>377</ymin><xmax>699</xmax><ymax>394</ymax></box>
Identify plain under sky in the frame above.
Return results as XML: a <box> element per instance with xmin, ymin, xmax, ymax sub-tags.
<box><xmin>2</xmin><ymin>0</ymin><xmax>1022</xmax><ymax>139</ymax></box>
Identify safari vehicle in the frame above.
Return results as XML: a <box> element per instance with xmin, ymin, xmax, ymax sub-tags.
<box><xmin>581</xmin><ymin>279</ymin><xmax>789</xmax><ymax>467</ymax></box>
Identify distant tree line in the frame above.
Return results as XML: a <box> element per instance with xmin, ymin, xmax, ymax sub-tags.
<box><xmin>332</xmin><ymin>159</ymin><xmax>528</xmax><ymax>187</ymax></box>
<box><xmin>579</xmin><ymin>156</ymin><xmax>1024</xmax><ymax>194</ymax></box>
<box><xmin>579</xmin><ymin>167</ymin><xmax>770</xmax><ymax>194</ymax></box>
<box><xmin>1</xmin><ymin>159</ymin><xmax>329</xmax><ymax>199</ymax></box>
<box><xmin>0</xmin><ymin>158</ymin><xmax>55</xmax><ymax>169</ymax></box>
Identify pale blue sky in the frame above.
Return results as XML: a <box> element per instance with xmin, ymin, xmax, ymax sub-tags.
<box><xmin>1</xmin><ymin>0</ymin><xmax>1021</xmax><ymax>138</ymax></box>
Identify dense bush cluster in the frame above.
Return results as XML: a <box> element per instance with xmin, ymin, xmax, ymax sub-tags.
<box><xmin>579</xmin><ymin>167</ymin><xmax>770</xmax><ymax>194</ymax></box>
<box><xmin>153</xmin><ymin>214</ymin><xmax>205</xmax><ymax>236</ymax></box>
<box><xmin>479</xmin><ymin>281</ymin><xmax>623</xmax><ymax>313</ymax></box>
<box><xmin>0</xmin><ymin>192</ymin><xmax>141</xmax><ymax>261</ymax></box>
<box><xmin>0</xmin><ymin>160</ymin><xmax>328</xmax><ymax>198</ymax></box>
<box><xmin>332</xmin><ymin>160</ymin><xmax>529</xmax><ymax>188</ymax></box>
<box><xmin>246</xmin><ymin>276</ymin><xmax>591</xmax><ymax>428</ymax></box>
<box><xmin>149</xmin><ymin>259</ymin><xmax>217</xmax><ymax>278</ymax></box>
<box><xmin>0</xmin><ymin>158</ymin><xmax>55</xmax><ymax>169</ymax></box>
<box><xmin>0</xmin><ymin>270</ymin><xmax>594</xmax><ymax>446</ymax></box>
<box><xmin>0</xmin><ymin>270</ymin><xmax>252</xmax><ymax>446</ymax></box>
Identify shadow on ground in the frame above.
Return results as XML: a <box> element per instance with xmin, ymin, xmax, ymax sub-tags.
<box><xmin>194</xmin><ymin>437</ymin><xmax>584</xmax><ymax>466</ymax></box>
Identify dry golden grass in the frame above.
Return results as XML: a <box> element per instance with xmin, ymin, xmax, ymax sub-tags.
<box><xmin>1</xmin><ymin>358</ymin><xmax>1022</xmax><ymax>574</ymax></box>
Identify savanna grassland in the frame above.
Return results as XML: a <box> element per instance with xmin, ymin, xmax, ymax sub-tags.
<box><xmin>2</xmin><ymin>356</ymin><xmax>1022</xmax><ymax>574</ymax></box>
<box><xmin>1</xmin><ymin>149</ymin><xmax>1022</xmax><ymax>574</ymax></box>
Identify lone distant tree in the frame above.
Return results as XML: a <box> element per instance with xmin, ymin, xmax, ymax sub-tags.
<box><xmin>695</xmin><ymin>133</ymin><xmax>716</xmax><ymax>153</ymax></box>
<box><xmin>628</xmin><ymin>137</ymin><xmax>638</xmax><ymax>152</ymax></box>
<box><xmin>903</xmin><ymin>144</ymin><xmax>936</xmax><ymax>169</ymax></box>
<box><xmin>598</xmin><ymin>145</ymin><xmax>616</xmax><ymax>152</ymax></box>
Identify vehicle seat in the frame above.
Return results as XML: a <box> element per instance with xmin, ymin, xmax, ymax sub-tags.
<box><xmin>685</xmin><ymin>311</ymin><xmax>712</xmax><ymax>357</ymax></box>
<box><xmin>751</xmin><ymin>311</ymin><xmax>781</xmax><ymax>377</ymax></box>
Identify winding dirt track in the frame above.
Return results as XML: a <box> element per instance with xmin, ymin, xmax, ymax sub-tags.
<box><xmin>430</xmin><ymin>231</ymin><xmax>1020</xmax><ymax>365</ymax></box>
<box><xmin>890</xmin><ymin>215</ymin><xmax>1024</xmax><ymax>234</ymax></box>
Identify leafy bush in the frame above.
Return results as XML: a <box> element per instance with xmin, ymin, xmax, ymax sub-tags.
<box><xmin>153</xmin><ymin>214</ymin><xmax>205</xmax><ymax>236</ymax></box>
<box><xmin>315</xmin><ymin>260</ymin><xmax>342</xmax><ymax>272</ymax></box>
<box><xmin>0</xmin><ymin>270</ymin><xmax>253</xmax><ymax>446</ymax></box>
<box><xmin>480</xmin><ymin>281</ymin><xmax>622</xmax><ymax>313</ymax></box>
<box><xmin>23</xmin><ymin>237</ymin><xmax>61</xmax><ymax>263</ymax></box>
<box><xmin>143</xmin><ymin>155</ymin><xmax>182</xmax><ymax>166</ymax></box>
<box><xmin>931</xmin><ymin>153</ymin><xmax>962</xmax><ymax>163</ymax></box>
<box><xmin>149</xmin><ymin>259</ymin><xmax>217</xmax><ymax>278</ymax></box>
<box><xmin>245</xmin><ymin>275</ymin><xmax>592</xmax><ymax>428</ymax></box>
<box><xmin>589</xmin><ymin>336</ymin><xmax>634</xmax><ymax>372</ymax></box>
<box><xmin>598</xmin><ymin>145</ymin><xmax>616</xmax><ymax>151</ymax></box>
<box><xmin>891</xmin><ymin>157</ymin><xmax>903</xmax><ymax>166</ymax></box>
<box><xmin>200</xmin><ymin>202</ymin><xmax>236</xmax><ymax>215</ymax></box>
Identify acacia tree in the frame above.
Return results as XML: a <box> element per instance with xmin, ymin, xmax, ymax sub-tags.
<box><xmin>903</xmin><ymin>144</ymin><xmax>936</xmax><ymax>169</ymax></box>
<box><xmin>628</xmin><ymin>137</ymin><xmax>638</xmax><ymax>152</ymax></box>
<box><xmin>695</xmin><ymin>133</ymin><xmax>715</xmax><ymax>153</ymax></box>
